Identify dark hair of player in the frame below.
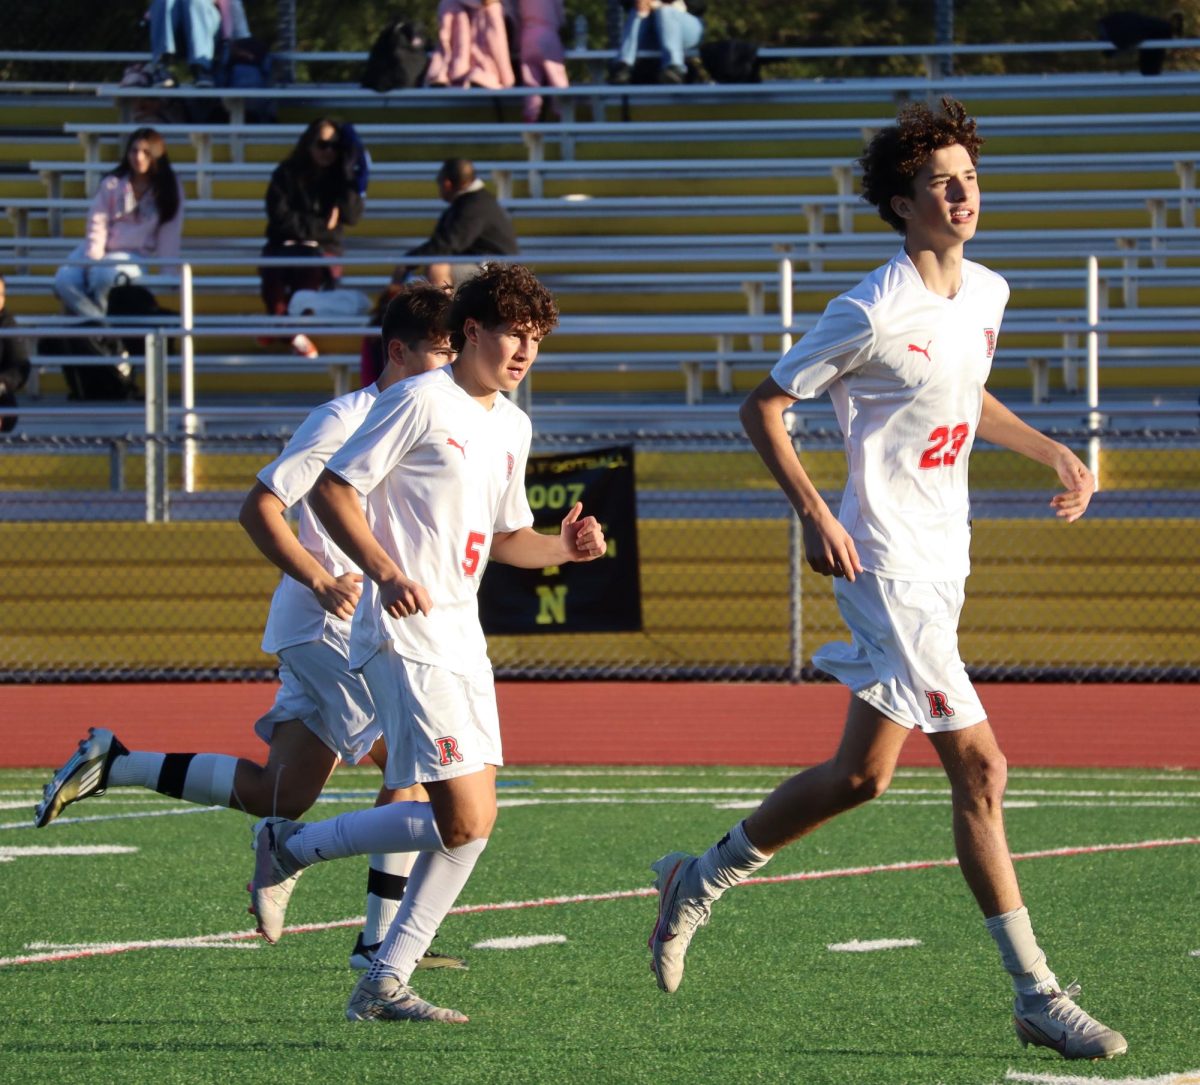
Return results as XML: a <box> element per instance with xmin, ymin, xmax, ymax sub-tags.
<box><xmin>446</xmin><ymin>263</ymin><xmax>559</xmax><ymax>351</ymax></box>
<box><xmin>380</xmin><ymin>282</ymin><xmax>452</xmax><ymax>350</ymax></box>
<box><xmin>859</xmin><ymin>96</ymin><xmax>983</xmax><ymax>233</ymax></box>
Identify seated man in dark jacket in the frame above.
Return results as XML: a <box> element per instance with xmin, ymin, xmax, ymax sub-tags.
<box><xmin>0</xmin><ymin>274</ymin><xmax>31</xmax><ymax>433</ymax></box>
<box><xmin>397</xmin><ymin>158</ymin><xmax>519</xmax><ymax>288</ymax></box>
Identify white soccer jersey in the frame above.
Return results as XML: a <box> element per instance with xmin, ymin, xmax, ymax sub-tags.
<box><xmin>256</xmin><ymin>383</ymin><xmax>379</xmax><ymax>654</ymax></box>
<box><xmin>771</xmin><ymin>248</ymin><xmax>1009</xmax><ymax>580</ymax></box>
<box><xmin>325</xmin><ymin>366</ymin><xmax>534</xmax><ymax>673</ymax></box>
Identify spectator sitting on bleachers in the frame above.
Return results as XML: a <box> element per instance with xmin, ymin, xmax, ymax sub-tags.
<box><xmin>518</xmin><ymin>0</ymin><xmax>569</xmax><ymax>122</ymax></box>
<box><xmin>53</xmin><ymin>127</ymin><xmax>185</xmax><ymax>323</ymax></box>
<box><xmin>146</xmin><ymin>0</ymin><xmax>250</xmax><ymax>88</ymax></box>
<box><xmin>609</xmin><ymin>0</ymin><xmax>705</xmax><ymax>85</ymax></box>
<box><xmin>260</xmin><ymin>119</ymin><xmax>365</xmax><ymax>360</ymax></box>
<box><xmin>396</xmin><ymin>157</ymin><xmax>519</xmax><ymax>289</ymax></box>
<box><xmin>424</xmin><ymin>0</ymin><xmax>516</xmax><ymax>89</ymax></box>
<box><xmin>0</xmin><ymin>274</ymin><xmax>31</xmax><ymax>435</ymax></box>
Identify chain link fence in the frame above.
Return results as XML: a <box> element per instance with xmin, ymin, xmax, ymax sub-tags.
<box><xmin>1</xmin><ymin>426</ymin><xmax>1196</xmax><ymax>683</ymax></box>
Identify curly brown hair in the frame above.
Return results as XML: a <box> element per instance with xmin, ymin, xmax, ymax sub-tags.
<box><xmin>859</xmin><ymin>97</ymin><xmax>983</xmax><ymax>234</ymax></box>
<box><xmin>447</xmin><ymin>263</ymin><xmax>559</xmax><ymax>351</ymax></box>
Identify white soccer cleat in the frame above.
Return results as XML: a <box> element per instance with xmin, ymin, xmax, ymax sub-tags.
<box><xmin>1013</xmin><ymin>982</ymin><xmax>1128</xmax><ymax>1060</ymax></box>
<box><xmin>247</xmin><ymin>817</ymin><xmax>306</xmax><ymax>944</ymax></box>
<box><xmin>349</xmin><ymin>933</ymin><xmax>468</xmax><ymax>972</ymax></box>
<box><xmin>345</xmin><ymin>974</ymin><xmax>468</xmax><ymax>1023</ymax></box>
<box><xmin>34</xmin><ymin>727</ymin><xmax>128</xmax><ymax>828</ymax></box>
<box><xmin>648</xmin><ymin>851</ymin><xmax>711</xmax><ymax>994</ymax></box>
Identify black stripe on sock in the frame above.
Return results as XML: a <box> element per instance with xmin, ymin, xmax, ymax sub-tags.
<box><xmin>366</xmin><ymin>868</ymin><xmax>409</xmax><ymax>902</ymax></box>
<box><xmin>156</xmin><ymin>753</ymin><xmax>196</xmax><ymax>799</ymax></box>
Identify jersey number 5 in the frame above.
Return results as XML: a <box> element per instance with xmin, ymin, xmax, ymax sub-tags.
<box><xmin>461</xmin><ymin>531</ymin><xmax>487</xmax><ymax>576</ymax></box>
<box><xmin>919</xmin><ymin>423</ymin><xmax>970</xmax><ymax>470</ymax></box>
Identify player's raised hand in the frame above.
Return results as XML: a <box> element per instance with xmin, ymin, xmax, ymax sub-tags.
<box><xmin>314</xmin><ymin>572</ymin><xmax>362</xmax><ymax>620</ymax></box>
<box><xmin>380</xmin><ymin>573</ymin><xmax>433</xmax><ymax>619</ymax></box>
<box><xmin>802</xmin><ymin>508</ymin><xmax>864</xmax><ymax>581</ymax></box>
<box><xmin>1048</xmin><ymin>445</ymin><xmax>1095</xmax><ymax>522</ymax></box>
<box><xmin>560</xmin><ymin>501</ymin><xmax>607</xmax><ymax>562</ymax></box>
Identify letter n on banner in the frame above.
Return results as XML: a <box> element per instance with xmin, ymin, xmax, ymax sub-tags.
<box><xmin>478</xmin><ymin>445</ymin><xmax>642</xmax><ymax>634</ymax></box>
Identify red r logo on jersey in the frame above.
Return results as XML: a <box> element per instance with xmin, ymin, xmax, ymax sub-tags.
<box><xmin>506</xmin><ymin>452</ymin><xmax>515</xmax><ymax>481</ymax></box>
<box><xmin>435</xmin><ymin>736</ymin><xmax>463</xmax><ymax>766</ymax></box>
<box><xmin>983</xmin><ymin>329</ymin><xmax>996</xmax><ymax>359</ymax></box>
<box><xmin>925</xmin><ymin>690</ymin><xmax>955</xmax><ymax>718</ymax></box>
<box><xmin>447</xmin><ymin>437</ymin><xmax>468</xmax><ymax>459</ymax></box>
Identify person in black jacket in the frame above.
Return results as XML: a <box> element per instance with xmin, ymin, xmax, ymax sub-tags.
<box><xmin>0</xmin><ymin>274</ymin><xmax>31</xmax><ymax>433</ymax></box>
<box><xmin>397</xmin><ymin>158</ymin><xmax>519</xmax><ymax>289</ymax></box>
<box><xmin>260</xmin><ymin>118</ymin><xmax>365</xmax><ymax>357</ymax></box>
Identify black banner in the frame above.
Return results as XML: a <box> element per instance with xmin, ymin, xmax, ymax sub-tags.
<box><xmin>479</xmin><ymin>445</ymin><xmax>642</xmax><ymax>634</ymax></box>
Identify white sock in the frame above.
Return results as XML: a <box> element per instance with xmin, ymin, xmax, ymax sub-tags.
<box><xmin>368</xmin><ymin>836</ymin><xmax>488</xmax><ymax>986</ymax></box>
<box><xmin>107</xmin><ymin>751</ymin><xmax>166</xmax><ymax>789</ymax></box>
<box><xmin>694</xmin><ymin>820</ymin><xmax>771</xmax><ymax>900</ymax></box>
<box><xmin>179</xmin><ymin>754</ymin><xmax>238</xmax><ymax>806</ymax></box>
<box><xmin>985</xmin><ymin>905</ymin><xmax>1057</xmax><ymax>999</ymax></box>
<box><xmin>286</xmin><ymin>801</ymin><xmax>441</xmax><ymax>866</ymax></box>
<box><xmin>107</xmin><ymin>751</ymin><xmax>237</xmax><ymax>807</ymax></box>
<box><xmin>363</xmin><ymin>851</ymin><xmax>417</xmax><ymax>946</ymax></box>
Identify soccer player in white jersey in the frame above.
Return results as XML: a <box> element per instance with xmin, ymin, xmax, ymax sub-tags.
<box><xmin>245</xmin><ymin>263</ymin><xmax>607</xmax><ymax>1024</ymax></box>
<box><xmin>34</xmin><ymin>284</ymin><xmax>465</xmax><ymax>970</ymax></box>
<box><xmin>646</xmin><ymin>98</ymin><xmax>1127</xmax><ymax>1062</ymax></box>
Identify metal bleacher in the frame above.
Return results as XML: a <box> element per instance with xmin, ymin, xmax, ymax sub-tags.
<box><xmin>2</xmin><ymin>39</ymin><xmax>1199</xmax><ymax>444</ymax></box>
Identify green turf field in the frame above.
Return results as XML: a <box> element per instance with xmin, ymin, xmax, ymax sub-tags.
<box><xmin>2</xmin><ymin>764</ymin><xmax>1198</xmax><ymax>1085</ymax></box>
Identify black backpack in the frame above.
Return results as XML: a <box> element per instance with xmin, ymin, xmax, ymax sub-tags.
<box><xmin>39</xmin><ymin>329</ymin><xmax>139</xmax><ymax>402</ymax></box>
<box><xmin>698</xmin><ymin>39</ymin><xmax>761</xmax><ymax>83</ymax></box>
<box><xmin>107</xmin><ymin>282</ymin><xmax>178</xmax><ymax>356</ymax></box>
<box><xmin>362</xmin><ymin>20</ymin><xmax>430</xmax><ymax>91</ymax></box>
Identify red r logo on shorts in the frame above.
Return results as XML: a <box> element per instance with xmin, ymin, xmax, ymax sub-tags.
<box><xmin>925</xmin><ymin>690</ymin><xmax>955</xmax><ymax>718</ymax></box>
<box><xmin>435</xmin><ymin>736</ymin><xmax>463</xmax><ymax>766</ymax></box>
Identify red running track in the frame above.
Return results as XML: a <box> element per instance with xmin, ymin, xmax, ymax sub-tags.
<box><xmin>2</xmin><ymin>682</ymin><xmax>1196</xmax><ymax>769</ymax></box>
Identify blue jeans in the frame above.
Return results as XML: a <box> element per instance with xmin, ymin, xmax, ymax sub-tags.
<box><xmin>54</xmin><ymin>244</ymin><xmax>145</xmax><ymax>320</ymax></box>
<box><xmin>149</xmin><ymin>0</ymin><xmax>221</xmax><ymax>68</ymax></box>
<box><xmin>618</xmin><ymin>6</ymin><xmax>704</xmax><ymax>70</ymax></box>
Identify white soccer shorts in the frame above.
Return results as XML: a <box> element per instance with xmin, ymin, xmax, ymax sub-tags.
<box><xmin>254</xmin><ymin>640</ymin><xmax>382</xmax><ymax>764</ymax></box>
<box><xmin>813</xmin><ymin>571</ymin><xmax>987</xmax><ymax>734</ymax></box>
<box><xmin>363</xmin><ymin>644</ymin><xmax>503</xmax><ymax>791</ymax></box>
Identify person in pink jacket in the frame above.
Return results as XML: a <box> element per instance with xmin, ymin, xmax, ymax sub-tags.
<box><xmin>424</xmin><ymin>0</ymin><xmax>515</xmax><ymax>89</ymax></box>
<box><xmin>518</xmin><ymin>0</ymin><xmax>568</xmax><ymax>122</ymax></box>
<box><xmin>53</xmin><ymin>128</ymin><xmax>185</xmax><ymax>321</ymax></box>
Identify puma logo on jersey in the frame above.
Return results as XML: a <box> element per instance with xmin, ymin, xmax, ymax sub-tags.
<box><xmin>447</xmin><ymin>437</ymin><xmax>468</xmax><ymax>459</ymax></box>
<box><xmin>907</xmin><ymin>339</ymin><xmax>933</xmax><ymax>362</ymax></box>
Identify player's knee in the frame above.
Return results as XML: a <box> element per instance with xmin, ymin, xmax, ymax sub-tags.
<box><xmin>839</xmin><ymin>765</ymin><xmax>892</xmax><ymax>806</ymax></box>
<box><xmin>434</xmin><ymin>806</ymin><xmax>497</xmax><ymax>849</ymax></box>
<box><xmin>955</xmin><ymin>750</ymin><xmax>1008</xmax><ymax>812</ymax></box>
<box><xmin>439</xmin><ymin>822</ymin><xmax>491</xmax><ymax>849</ymax></box>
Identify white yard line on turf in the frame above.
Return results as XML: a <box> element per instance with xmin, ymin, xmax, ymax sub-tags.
<box><xmin>0</xmin><ymin>806</ymin><xmax>222</xmax><ymax>831</ymax></box>
<box><xmin>2</xmin><ymin>835</ymin><xmax>1196</xmax><ymax>970</ymax></box>
<box><xmin>473</xmin><ymin>935</ymin><xmax>567</xmax><ymax>950</ymax></box>
<box><xmin>0</xmin><ymin>845</ymin><xmax>137</xmax><ymax>862</ymax></box>
<box><xmin>828</xmin><ymin>938</ymin><xmax>922</xmax><ymax>952</ymax></box>
<box><xmin>1005</xmin><ymin>1068</ymin><xmax>1200</xmax><ymax>1084</ymax></box>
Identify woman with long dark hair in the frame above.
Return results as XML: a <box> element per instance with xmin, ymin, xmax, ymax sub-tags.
<box><xmin>54</xmin><ymin>128</ymin><xmax>185</xmax><ymax>319</ymax></box>
<box><xmin>260</xmin><ymin>118</ymin><xmax>365</xmax><ymax>358</ymax></box>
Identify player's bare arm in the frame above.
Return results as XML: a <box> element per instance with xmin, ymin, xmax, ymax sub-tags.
<box><xmin>977</xmin><ymin>391</ymin><xmax>1095</xmax><ymax>522</ymax></box>
<box><xmin>310</xmin><ymin>469</ymin><xmax>432</xmax><ymax>618</ymax></box>
<box><xmin>490</xmin><ymin>501</ymin><xmax>607</xmax><ymax>568</ymax></box>
<box><xmin>239</xmin><ymin>480</ymin><xmax>362</xmax><ymax>621</ymax></box>
<box><xmin>740</xmin><ymin>377</ymin><xmax>864</xmax><ymax>580</ymax></box>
